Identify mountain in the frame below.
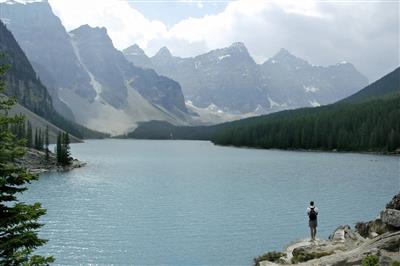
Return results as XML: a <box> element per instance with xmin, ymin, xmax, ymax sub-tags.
<box><xmin>123</xmin><ymin>44</ymin><xmax>368</xmax><ymax>114</ymax></box>
<box><xmin>0</xmin><ymin>20</ymin><xmax>107</xmax><ymax>139</ymax></box>
<box><xmin>0</xmin><ymin>0</ymin><xmax>191</xmax><ymax>135</ymax></box>
<box><xmin>123</xmin><ymin>44</ymin><xmax>153</xmax><ymax>69</ymax></box>
<box><xmin>66</xmin><ymin>25</ymin><xmax>189</xmax><ymax>134</ymax></box>
<box><xmin>128</xmin><ymin>68</ymin><xmax>400</xmax><ymax>152</ymax></box>
<box><xmin>0</xmin><ymin>0</ymin><xmax>91</xmax><ymax>120</ymax></box>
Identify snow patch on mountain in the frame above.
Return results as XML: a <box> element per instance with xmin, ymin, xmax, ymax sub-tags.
<box><xmin>186</xmin><ymin>100</ymin><xmax>251</xmax><ymax>125</ymax></box>
<box><xmin>218</xmin><ymin>54</ymin><xmax>231</xmax><ymax>61</ymax></box>
<box><xmin>206</xmin><ymin>103</ymin><xmax>223</xmax><ymax>113</ymax></box>
<box><xmin>309</xmin><ymin>100</ymin><xmax>321</xmax><ymax>107</ymax></box>
<box><xmin>253</xmin><ymin>104</ymin><xmax>265</xmax><ymax>114</ymax></box>
<box><xmin>303</xmin><ymin>85</ymin><xmax>320</xmax><ymax>93</ymax></box>
<box><xmin>69</xmin><ymin>38</ymin><xmax>103</xmax><ymax>100</ymax></box>
<box><xmin>268</xmin><ymin>96</ymin><xmax>287</xmax><ymax>108</ymax></box>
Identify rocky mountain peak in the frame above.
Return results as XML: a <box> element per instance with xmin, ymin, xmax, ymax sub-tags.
<box><xmin>227</xmin><ymin>42</ymin><xmax>250</xmax><ymax>54</ymax></box>
<box><xmin>154</xmin><ymin>46</ymin><xmax>172</xmax><ymax>58</ymax></box>
<box><xmin>229</xmin><ymin>41</ymin><xmax>246</xmax><ymax>49</ymax></box>
<box><xmin>124</xmin><ymin>44</ymin><xmax>146</xmax><ymax>56</ymax></box>
<box><xmin>69</xmin><ymin>24</ymin><xmax>114</xmax><ymax>51</ymax></box>
<box><xmin>266</xmin><ymin>48</ymin><xmax>309</xmax><ymax>67</ymax></box>
<box><xmin>71</xmin><ymin>24</ymin><xmax>108</xmax><ymax>36</ymax></box>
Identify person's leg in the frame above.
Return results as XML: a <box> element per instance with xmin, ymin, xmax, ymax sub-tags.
<box><xmin>309</xmin><ymin>226</ymin><xmax>313</xmax><ymax>240</ymax></box>
<box><xmin>314</xmin><ymin>226</ymin><xmax>317</xmax><ymax>240</ymax></box>
<box><xmin>311</xmin><ymin>226</ymin><xmax>316</xmax><ymax>240</ymax></box>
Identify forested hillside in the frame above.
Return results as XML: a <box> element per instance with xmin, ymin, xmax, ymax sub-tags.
<box><xmin>213</xmin><ymin>94</ymin><xmax>399</xmax><ymax>152</ymax></box>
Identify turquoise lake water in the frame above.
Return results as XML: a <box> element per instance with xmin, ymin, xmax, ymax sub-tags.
<box><xmin>21</xmin><ymin>139</ymin><xmax>399</xmax><ymax>265</ymax></box>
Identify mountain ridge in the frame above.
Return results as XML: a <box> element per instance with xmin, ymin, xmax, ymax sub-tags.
<box><xmin>124</xmin><ymin>43</ymin><xmax>368</xmax><ymax>114</ymax></box>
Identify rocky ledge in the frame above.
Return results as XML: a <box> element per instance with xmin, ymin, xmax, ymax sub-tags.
<box><xmin>15</xmin><ymin>148</ymin><xmax>86</xmax><ymax>174</ymax></box>
<box><xmin>255</xmin><ymin>193</ymin><xmax>400</xmax><ymax>266</ymax></box>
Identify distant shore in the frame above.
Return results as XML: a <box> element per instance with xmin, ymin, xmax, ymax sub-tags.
<box><xmin>214</xmin><ymin>143</ymin><xmax>400</xmax><ymax>156</ymax></box>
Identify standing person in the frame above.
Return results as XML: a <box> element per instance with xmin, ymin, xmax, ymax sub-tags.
<box><xmin>307</xmin><ymin>201</ymin><xmax>318</xmax><ymax>241</ymax></box>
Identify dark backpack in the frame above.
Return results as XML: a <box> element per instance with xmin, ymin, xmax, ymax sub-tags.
<box><xmin>309</xmin><ymin>207</ymin><xmax>317</xmax><ymax>221</ymax></box>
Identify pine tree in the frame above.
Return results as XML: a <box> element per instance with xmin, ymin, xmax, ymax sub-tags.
<box><xmin>44</xmin><ymin>126</ymin><xmax>49</xmax><ymax>161</ymax></box>
<box><xmin>39</xmin><ymin>128</ymin><xmax>43</xmax><ymax>151</ymax></box>
<box><xmin>34</xmin><ymin>128</ymin><xmax>38</xmax><ymax>150</ymax></box>
<box><xmin>57</xmin><ymin>132</ymin><xmax>71</xmax><ymax>166</ymax></box>
<box><xmin>63</xmin><ymin>132</ymin><xmax>71</xmax><ymax>165</ymax></box>
<box><xmin>0</xmin><ymin>60</ymin><xmax>54</xmax><ymax>264</ymax></box>
<box><xmin>56</xmin><ymin>132</ymin><xmax>62</xmax><ymax>164</ymax></box>
<box><xmin>26</xmin><ymin>121</ymin><xmax>32</xmax><ymax>148</ymax></box>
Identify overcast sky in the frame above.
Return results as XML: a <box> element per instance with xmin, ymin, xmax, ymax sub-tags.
<box><xmin>49</xmin><ymin>0</ymin><xmax>399</xmax><ymax>82</ymax></box>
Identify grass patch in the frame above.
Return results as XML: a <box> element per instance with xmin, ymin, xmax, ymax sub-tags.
<box><xmin>254</xmin><ymin>251</ymin><xmax>286</xmax><ymax>266</ymax></box>
<box><xmin>362</xmin><ymin>255</ymin><xmax>379</xmax><ymax>266</ymax></box>
<box><xmin>291</xmin><ymin>251</ymin><xmax>333</xmax><ymax>264</ymax></box>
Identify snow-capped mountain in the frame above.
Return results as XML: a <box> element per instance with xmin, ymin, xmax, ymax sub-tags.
<box><xmin>0</xmin><ymin>0</ymin><xmax>190</xmax><ymax>134</ymax></box>
<box><xmin>123</xmin><ymin>44</ymin><xmax>369</xmax><ymax>114</ymax></box>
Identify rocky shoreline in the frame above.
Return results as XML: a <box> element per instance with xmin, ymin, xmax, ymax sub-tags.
<box><xmin>16</xmin><ymin>148</ymin><xmax>86</xmax><ymax>174</ymax></box>
<box><xmin>255</xmin><ymin>193</ymin><xmax>400</xmax><ymax>266</ymax></box>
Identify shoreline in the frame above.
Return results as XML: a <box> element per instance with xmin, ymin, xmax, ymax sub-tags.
<box><xmin>213</xmin><ymin>143</ymin><xmax>400</xmax><ymax>156</ymax></box>
<box><xmin>29</xmin><ymin>159</ymin><xmax>87</xmax><ymax>175</ymax></box>
<box><xmin>16</xmin><ymin>148</ymin><xmax>87</xmax><ymax>175</ymax></box>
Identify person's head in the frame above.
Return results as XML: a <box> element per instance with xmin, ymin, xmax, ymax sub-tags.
<box><xmin>310</xmin><ymin>201</ymin><xmax>314</xmax><ymax>206</ymax></box>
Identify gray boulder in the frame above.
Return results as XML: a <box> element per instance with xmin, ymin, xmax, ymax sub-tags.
<box><xmin>381</xmin><ymin>209</ymin><xmax>400</xmax><ymax>228</ymax></box>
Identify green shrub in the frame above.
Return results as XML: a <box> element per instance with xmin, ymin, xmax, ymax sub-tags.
<box><xmin>291</xmin><ymin>251</ymin><xmax>333</xmax><ymax>264</ymax></box>
<box><xmin>362</xmin><ymin>255</ymin><xmax>379</xmax><ymax>266</ymax></box>
<box><xmin>392</xmin><ymin>261</ymin><xmax>400</xmax><ymax>266</ymax></box>
<box><xmin>254</xmin><ymin>251</ymin><xmax>285</xmax><ymax>266</ymax></box>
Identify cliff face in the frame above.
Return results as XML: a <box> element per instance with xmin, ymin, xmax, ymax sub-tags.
<box><xmin>255</xmin><ymin>193</ymin><xmax>400</xmax><ymax>266</ymax></box>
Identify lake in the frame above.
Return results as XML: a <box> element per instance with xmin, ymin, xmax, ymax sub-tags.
<box><xmin>21</xmin><ymin>139</ymin><xmax>399</xmax><ymax>265</ymax></box>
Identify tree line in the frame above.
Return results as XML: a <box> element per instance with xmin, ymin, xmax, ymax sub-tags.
<box><xmin>9</xmin><ymin>120</ymin><xmax>72</xmax><ymax>165</ymax></box>
<box><xmin>213</xmin><ymin>94</ymin><xmax>400</xmax><ymax>152</ymax></box>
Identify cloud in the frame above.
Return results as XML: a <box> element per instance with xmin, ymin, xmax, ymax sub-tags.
<box><xmin>49</xmin><ymin>0</ymin><xmax>399</xmax><ymax>81</ymax></box>
<box><xmin>49</xmin><ymin>0</ymin><xmax>167</xmax><ymax>50</ymax></box>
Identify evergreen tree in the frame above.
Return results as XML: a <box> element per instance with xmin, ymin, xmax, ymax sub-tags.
<box><xmin>63</xmin><ymin>133</ymin><xmax>71</xmax><ymax>165</ymax></box>
<box><xmin>26</xmin><ymin>121</ymin><xmax>32</xmax><ymax>148</ymax></box>
<box><xmin>56</xmin><ymin>132</ymin><xmax>62</xmax><ymax>164</ymax></box>
<box><xmin>34</xmin><ymin>128</ymin><xmax>39</xmax><ymax>150</ymax></box>
<box><xmin>0</xmin><ymin>61</ymin><xmax>54</xmax><ymax>264</ymax></box>
<box><xmin>44</xmin><ymin>126</ymin><xmax>49</xmax><ymax>161</ymax></box>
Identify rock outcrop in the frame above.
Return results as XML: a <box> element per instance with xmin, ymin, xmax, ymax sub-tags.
<box><xmin>381</xmin><ymin>209</ymin><xmax>400</xmax><ymax>228</ymax></box>
<box><xmin>255</xmin><ymin>193</ymin><xmax>400</xmax><ymax>266</ymax></box>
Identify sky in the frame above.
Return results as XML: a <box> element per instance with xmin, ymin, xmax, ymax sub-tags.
<box><xmin>48</xmin><ymin>0</ymin><xmax>399</xmax><ymax>82</ymax></box>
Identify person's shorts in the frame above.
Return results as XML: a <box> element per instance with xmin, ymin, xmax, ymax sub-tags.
<box><xmin>309</xmin><ymin>220</ymin><xmax>318</xmax><ymax>228</ymax></box>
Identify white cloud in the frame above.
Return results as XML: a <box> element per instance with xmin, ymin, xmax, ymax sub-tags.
<box><xmin>49</xmin><ymin>0</ymin><xmax>399</xmax><ymax>81</ymax></box>
<box><xmin>49</xmin><ymin>0</ymin><xmax>167</xmax><ymax>50</ymax></box>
